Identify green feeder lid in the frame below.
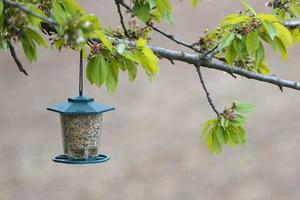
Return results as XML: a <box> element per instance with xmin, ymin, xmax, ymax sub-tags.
<box><xmin>47</xmin><ymin>95</ymin><xmax>115</xmax><ymax>114</ymax></box>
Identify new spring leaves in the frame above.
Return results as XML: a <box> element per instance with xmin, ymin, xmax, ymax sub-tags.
<box><xmin>200</xmin><ymin>102</ymin><xmax>255</xmax><ymax>154</ymax></box>
<box><xmin>211</xmin><ymin>1</ymin><xmax>300</xmax><ymax>75</ymax></box>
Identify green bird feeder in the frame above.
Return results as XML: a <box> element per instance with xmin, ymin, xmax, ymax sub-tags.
<box><xmin>47</xmin><ymin>51</ymin><xmax>115</xmax><ymax>164</ymax></box>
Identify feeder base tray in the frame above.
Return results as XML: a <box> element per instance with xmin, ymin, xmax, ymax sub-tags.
<box><xmin>52</xmin><ymin>154</ymin><xmax>110</xmax><ymax>164</ymax></box>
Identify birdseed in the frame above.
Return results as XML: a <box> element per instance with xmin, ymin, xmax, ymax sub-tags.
<box><xmin>60</xmin><ymin>114</ymin><xmax>103</xmax><ymax>159</ymax></box>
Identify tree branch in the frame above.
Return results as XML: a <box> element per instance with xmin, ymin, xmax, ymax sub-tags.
<box><xmin>7</xmin><ymin>41</ymin><xmax>28</xmax><ymax>76</ymax></box>
<box><xmin>119</xmin><ymin>1</ymin><xmax>202</xmax><ymax>53</ymax></box>
<box><xmin>195</xmin><ymin>65</ymin><xmax>219</xmax><ymax>116</ymax></box>
<box><xmin>283</xmin><ymin>20</ymin><xmax>300</xmax><ymax>28</ymax></box>
<box><xmin>2</xmin><ymin>0</ymin><xmax>57</xmax><ymax>25</ymax></box>
<box><xmin>151</xmin><ymin>46</ymin><xmax>300</xmax><ymax>91</ymax></box>
<box><xmin>115</xmin><ymin>0</ymin><xmax>129</xmax><ymax>37</ymax></box>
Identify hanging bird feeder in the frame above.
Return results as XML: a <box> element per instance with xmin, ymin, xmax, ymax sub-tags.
<box><xmin>47</xmin><ymin>51</ymin><xmax>115</xmax><ymax>164</ymax></box>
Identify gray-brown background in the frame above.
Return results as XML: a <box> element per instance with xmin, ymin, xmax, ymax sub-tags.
<box><xmin>0</xmin><ymin>0</ymin><xmax>299</xmax><ymax>199</ymax></box>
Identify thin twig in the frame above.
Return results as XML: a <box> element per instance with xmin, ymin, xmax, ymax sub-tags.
<box><xmin>119</xmin><ymin>1</ymin><xmax>201</xmax><ymax>53</ymax></box>
<box><xmin>147</xmin><ymin>23</ymin><xmax>202</xmax><ymax>53</ymax></box>
<box><xmin>195</xmin><ymin>64</ymin><xmax>219</xmax><ymax>116</ymax></box>
<box><xmin>203</xmin><ymin>43</ymin><xmax>219</xmax><ymax>58</ymax></box>
<box><xmin>7</xmin><ymin>40</ymin><xmax>28</xmax><ymax>76</ymax></box>
<box><xmin>115</xmin><ymin>0</ymin><xmax>129</xmax><ymax>37</ymax></box>
<box><xmin>3</xmin><ymin>0</ymin><xmax>57</xmax><ymax>25</ymax></box>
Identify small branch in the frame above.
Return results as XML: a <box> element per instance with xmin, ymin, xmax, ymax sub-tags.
<box><xmin>203</xmin><ymin>43</ymin><xmax>220</xmax><ymax>58</ymax></box>
<box><xmin>195</xmin><ymin>65</ymin><xmax>219</xmax><ymax>116</ymax></box>
<box><xmin>3</xmin><ymin>0</ymin><xmax>57</xmax><ymax>25</ymax></box>
<box><xmin>119</xmin><ymin>1</ymin><xmax>201</xmax><ymax>53</ymax></box>
<box><xmin>115</xmin><ymin>0</ymin><xmax>129</xmax><ymax>37</ymax></box>
<box><xmin>147</xmin><ymin>23</ymin><xmax>202</xmax><ymax>53</ymax></box>
<box><xmin>7</xmin><ymin>41</ymin><xmax>28</xmax><ymax>76</ymax></box>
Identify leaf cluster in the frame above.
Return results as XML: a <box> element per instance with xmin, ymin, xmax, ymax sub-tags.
<box><xmin>197</xmin><ymin>1</ymin><xmax>300</xmax><ymax>74</ymax></box>
<box><xmin>200</xmin><ymin>102</ymin><xmax>255</xmax><ymax>154</ymax></box>
<box><xmin>86</xmin><ymin>37</ymin><xmax>159</xmax><ymax>94</ymax></box>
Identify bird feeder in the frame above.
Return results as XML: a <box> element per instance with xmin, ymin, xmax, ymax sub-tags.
<box><xmin>47</xmin><ymin>51</ymin><xmax>115</xmax><ymax>164</ymax></box>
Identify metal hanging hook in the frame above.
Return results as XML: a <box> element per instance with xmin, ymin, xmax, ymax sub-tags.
<box><xmin>79</xmin><ymin>49</ymin><xmax>83</xmax><ymax>96</ymax></box>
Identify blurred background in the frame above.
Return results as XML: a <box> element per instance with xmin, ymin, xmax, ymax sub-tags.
<box><xmin>0</xmin><ymin>0</ymin><xmax>300</xmax><ymax>199</ymax></box>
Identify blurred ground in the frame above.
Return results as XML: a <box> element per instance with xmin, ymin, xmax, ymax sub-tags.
<box><xmin>0</xmin><ymin>0</ymin><xmax>300</xmax><ymax>200</ymax></box>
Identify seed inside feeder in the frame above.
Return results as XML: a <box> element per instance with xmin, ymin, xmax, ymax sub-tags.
<box><xmin>60</xmin><ymin>114</ymin><xmax>103</xmax><ymax>159</ymax></box>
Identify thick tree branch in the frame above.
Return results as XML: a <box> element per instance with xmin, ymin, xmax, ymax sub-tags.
<box><xmin>283</xmin><ymin>20</ymin><xmax>300</xmax><ymax>28</ymax></box>
<box><xmin>151</xmin><ymin>46</ymin><xmax>300</xmax><ymax>91</ymax></box>
<box><xmin>195</xmin><ymin>65</ymin><xmax>219</xmax><ymax>116</ymax></box>
<box><xmin>7</xmin><ymin>41</ymin><xmax>28</xmax><ymax>76</ymax></box>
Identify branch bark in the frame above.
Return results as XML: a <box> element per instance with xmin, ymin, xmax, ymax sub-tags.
<box><xmin>195</xmin><ymin>65</ymin><xmax>219</xmax><ymax>116</ymax></box>
<box><xmin>283</xmin><ymin>20</ymin><xmax>300</xmax><ymax>28</ymax></box>
<box><xmin>7</xmin><ymin>41</ymin><xmax>28</xmax><ymax>76</ymax></box>
<box><xmin>151</xmin><ymin>46</ymin><xmax>300</xmax><ymax>91</ymax></box>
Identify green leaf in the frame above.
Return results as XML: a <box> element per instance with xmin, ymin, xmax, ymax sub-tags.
<box><xmin>206</xmin><ymin>128</ymin><xmax>215</xmax><ymax>154</ymax></box>
<box><xmin>52</xmin><ymin>1</ymin><xmax>67</xmax><ymax>25</ymax></box>
<box><xmin>218</xmin><ymin>32</ymin><xmax>235</xmax><ymax>50</ymax></box>
<box><xmin>232</xmin><ymin>114</ymin><xmax>247</xmax><ymax>126</ymax></box>
<box><xmin>25</xmin><ymin>28</ymin><xmax>48</xmax><ymax>48</ymax></box>
<box><xmin>274</xmin><ymin>37</ymin><xmax>288</xmax><ymax>61</ymax></box>
<box><xmin>235</xmin><ymin>102</ymin><xmax>255</xmax><ymax>114</ymax></box>
<box><xmin>246</xmin><ymin>31</ymin><xmax>260</xmax><ymax>56</ymax></box>
<box><xmin>200</xmin><ymin>118</ymin><xmax>217</xmax><ymax>141</ymax></box>
<box><xmin>0</xmin><ymin>10</ymin><xmax>4</xmax><ymax>30</ymax></box>
<box><xmin>191</xmin><ymin>0</ymin><xmax>197</xmax><ymax>8</ymax></box>
<box><xmin>86</xmin><ymin>55</ymin><xmax>108</xmax><ymax>87</ymax></box>
<box><xmin>290</xmin><ymin>3</ymin><xmax>300</xmax><ymax>15</ymax></box>
<box><xmin>225</xmin><ymin>42</ymin><xmax>237</xmax><ymax>64</ymax></box>
<box><xmin>133</xmin><ymin>1</ymin><xmax>151</xmax><ymax>23</ymax></box>
<box><xmin>215</xmin><ymin>126</ymin><xmax>225</xmax><ymax>144</ymax></box>
<box><xmin>125</xmin><ymin>60</ymin><xmax>138</xmax><ymax>81</ymax></box>
<box><xmin>262</xmin><ymin>21</ymin><xmax>277</xmax><ymax>40</ymax></box>
<box><xmin>0</xmin><ymin>0</ymin><xmax>3</xmax><ymax>16</ymax></box>
<box><xmin>61</xmin><ymin>0</ymin><xmax>84</xmax><ymax>15</ymax></box>
<box><xmin>106</xmin><ymin>63</ymin><xmax>119</xmax><ymax>94</ymax></box>
<box><xmin>221</xmin><ymin>14</ymin><xmax>250</xmax><ymax>27</ymax></box>
<box><xmin>257</xmin><ymin>14</ymin><xmax>278</xmax><ymax>22</ymax></box>
<box><xmin>255</xmin><ymin>42</ymin><xmax>265</xmax><ymax>67</ymax></box>
<box><xmin>22</xmin><ymin>37</ymin><xmax>37</xmax><ymax>63</ymax></box>
<box><xmin>135</xmin><ymin>38</ymin><xmax>159</xmax><ymax>77</ymax></box>
<box><xmin>233</xmin><ymin>38</ymin><xmax>246</xmax><ymax>53</ymax></box>
<box><xmin>242</xmin><ymin>1</ymin><xmax>256</xmax><ymax>15</ymax></box>
<box><xmin>213</xmin><ymin>130</ymin><xmax>222</xmax><ymax>154</ymax></box>
<box><xmin>153</xmin><ymin>0</ymin><xmax>173</xmax><ymax>24</ymax></box>
<box><xmin>26</xmin><ymin>5</ymin><xmax>46</xmax><ymax>28</ymax></box>
<box><xmin>220</xmin><ymin>117</ymin><xmax>230</xmax><ymax>129</ymax></box>
<box><xmin>273</xmin><ymin>22</ymin><xmax>293</xmax><ymax>48</ymax></box>
<box><xmin>292</xmin><ymin>28</ymin><xmax>300</xmax><ymax>44</ymax></box>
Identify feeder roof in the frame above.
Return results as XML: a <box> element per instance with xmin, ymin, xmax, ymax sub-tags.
<box><xmin>47</xmin><ymin>95</ymin><xmax>115</xmax><ymax>115</ymax></box>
